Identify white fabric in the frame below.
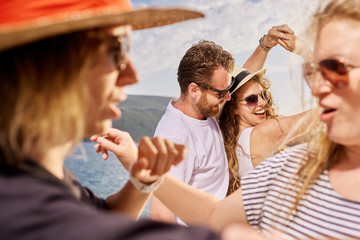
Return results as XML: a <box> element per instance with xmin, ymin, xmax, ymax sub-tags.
<box><xmin>236</xmin><ymin>127</ymin><xmax>254</xmax><ymax>178</ymax></box>
<box><xmin>241</xmin><ymin>144</ymin><xmax>360</xmax><ymax>239</ymax></box>
<box><xmin>154</xmin><ymin>99</ymin><xmax>229</xmax><ymax>224</ymax></box>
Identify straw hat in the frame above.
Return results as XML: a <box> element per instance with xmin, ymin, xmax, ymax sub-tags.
<box><xmin>217</xmin><ymin>66</ymin><xmax>266</xmax><ymax>119</ymax></box>
<box><xmin>0</xmin><ymin>0</ymin><xmax>204</xmax><ymax>51</ymax></box>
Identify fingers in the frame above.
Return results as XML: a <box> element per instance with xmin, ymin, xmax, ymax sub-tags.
<box><xmin>160</xmin><ymin>139</ymin><xmax>178</xmax><ymax>174</ymax></box>
<box><xmin>173</xmin><ymin>144</ymin><xmax>187</xmax><ymax>166</ymax></box>
<box><xmin>273</xmin><ymin>24</ymin><xmax>294</xmax><ymax>35</ymax></box>
<box><xmin>138</xmin><ymin>136</ymin><xmax>158</xmax><ymax>169</ymax></box>
<box><xmin>93</xmin><ymin>143</ymin><xmax>109</xmax><ymax>160</ymax></box>
<box><xmin>102</xmin><ymin>147</ymin><xmax>109</xmax><ymax>160</ymax></box>
<box><xmin>97</xmin><ymin>136</ymin><xmax>120</xmax><ymax>154</ymax></box>
<box><xmin>278</xmin><ymin>39</ymin><xmax>288</xmax><ymax>50</ymax></box>
<box><xmin>278</xmin><ymin>35</ymin><xmax>297</xmax><ymax>52</ymax></box>
<box><xmin>136</xmin><ymin>136</ymin><xmax>187</xmax><ymax>178</ymax></box>
<box><xmin>265</xmin><ymin>25</ymin><xmax>296</xmax><ymax>48</ymax></box>
<box><xmin>90</xmin><ymin>128</ymin><xmax>132</xmax><ymax>144</ymax></box>
<box><xmin>138</xmin><ymin>137</ymin><xmax>171</xmax><ymax>175</ymax></box>
<box><xmin>90</xmin><ymin>128</ymin><xmax>115</xmax><ymax>142</ymax></box>
<box><xmin>106</xmin><ymin>128</ymin><xmax>133</xmax><ymax>144</ymax></box>
<box><xmin>97</xmin><ymin>136</ymin><xmax>136</xmax><ymax>168</ymax></box>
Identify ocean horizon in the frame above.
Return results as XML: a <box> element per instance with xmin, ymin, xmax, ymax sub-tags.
<box><xmin>65</xmin><ymin>141</ymin><xmax>150</xmax><ymax>219</ymax></box>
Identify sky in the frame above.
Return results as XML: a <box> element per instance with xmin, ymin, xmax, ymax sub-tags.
<box><xmin>127</xmin><ymin>0</ymin><xmax>320</xmax><ymax>115</ymax></box>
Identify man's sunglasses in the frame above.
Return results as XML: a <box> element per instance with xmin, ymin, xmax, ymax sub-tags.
<box><xmin>302</xmin><ymin>58</ymin><xmax>360</xmax><ymax>89</ymax></box>
<box><xmin>239</xmin><ymin>90</ymin><xmax>270</xmax><ymax>107</ymax></box>
<box><xmin>197</xmin><ymin>77</ymin><xmax>235</xmax><ymax>99</ymax></box>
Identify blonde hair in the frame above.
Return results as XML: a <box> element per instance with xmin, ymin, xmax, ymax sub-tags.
<box><xmin>291</xmin><ymin>0</ymin><xmax>360</xmax><ymax>211</ymax></box>
<box><xmin>219</xmin><ymin>75</ymin><xmax>278</xmax><ymax>195</ymax></box>
<box><xmin>0</xmin><ymin>29</ymin><xmax>105</xmax><ymax>165</ymax></box>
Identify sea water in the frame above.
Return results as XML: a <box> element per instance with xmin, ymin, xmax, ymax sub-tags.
<box><xmin>65</xmin><ymin>141</ymin><xmax>150</xmax><ymax>218</ymax></box>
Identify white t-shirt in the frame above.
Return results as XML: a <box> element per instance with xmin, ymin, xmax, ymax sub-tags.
<box><xmin>154</xmin><ymin>99</ymin><xmax>229</xmax><ymax>224</ymax></box>
<box><xmin>236</xmin><ymin>127</ymin><xmax>254</xmax><ymax>178</ymax></box>
<box><xmin>241</xmin><ymin>144</ymin><xmax>360</xmax><ymax>239</ymax></box>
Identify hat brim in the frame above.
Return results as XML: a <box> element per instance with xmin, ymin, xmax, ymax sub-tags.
<box><xmin>0</xmin><ymin>7</ymin><xmax>204</xmax><ymax>51</ymax></box>
<box><xmin>230</xmin><ymin>67</ymin><xmax>266</xmax><ymax>95</ymax></box>
<box><xmin>216</xmin><ymin>67</ymin><xmax>266</xmax><ymax>120</ymax></box>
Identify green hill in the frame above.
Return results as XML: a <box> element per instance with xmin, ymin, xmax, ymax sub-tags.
<box><xmin>111</xmin><ymin>95</ymin><xmax>172</xmax><ymax>142</ymax></box>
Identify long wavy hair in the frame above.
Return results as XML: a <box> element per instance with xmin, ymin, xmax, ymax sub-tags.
<box><xmin>290</xmin><ymin>0</ymin><xmax>360</xmax><ymax>212</ymax></box>
<box><xmin>219</xmin><ymin>74</ymin><xmax>278</xmax><ymax>195</ymax></box>
<box><xmin>0</xmin><ymin>29</ymin><xmax>106</xmax><ymax>166</ymax></box>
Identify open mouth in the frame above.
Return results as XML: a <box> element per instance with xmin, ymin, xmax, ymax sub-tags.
<box><xmin>254</xmin><ymin>109</ymin><xmax>265</xmax><ymax>115</ymax></box>
<box><xmin>323</xmin><ymin>108</ymin><xmax>336</xmax><ymax>114</ymax></box>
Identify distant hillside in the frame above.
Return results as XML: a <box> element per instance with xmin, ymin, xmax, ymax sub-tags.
<box><xmin>111</xmin><ymin>95</ymin><xmax>172</xmax><ymax>142</ymax></box>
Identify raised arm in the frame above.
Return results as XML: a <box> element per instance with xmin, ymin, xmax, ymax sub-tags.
<box><xmin>243</xmin><ymin>24</ymin><xmax>294</xmax><ymax>72</ymax></box>
<box><xmin>91</xmin><ymin>129</ymin><xmax>186</xmax><ymax>219</ymax></box>
<box><xmin>154</xmin><ymin>174</ymin><xmax>248</xmax><ymax>232</ymax></box>
<box><xmin>250</xmin><ymin>108</ymin><xmax>318</xmax><ymax>166</ymax></box>
<box><xmin>278</xmin><ymin>33</ymin><xmax>313</xmax><ymax>62</ymax></box>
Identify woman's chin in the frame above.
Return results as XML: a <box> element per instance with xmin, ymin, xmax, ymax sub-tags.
<box><xmin>85</xmin><ymin>120</ymin><xmax>112</xmax><ymax>137</ymax></box>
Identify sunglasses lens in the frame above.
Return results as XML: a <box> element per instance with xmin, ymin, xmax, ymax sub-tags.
<box><xmin>319</xmin><ymin>59</ymin><xmax>348</xmax><ymax>87</ymax></box>
<box><xmin>302</xmin><ymin>62</ymin><xmax>315</xmax><ymax>87</ymax></box>
<box><xmin>116</xmin><ymin>34</ymin><xmax>130</xmax><ymax>70</ymax></box>
<box><xmin>218</xmin><ymin>91</ymin><xmax>225</xmax><ymax>99</ymax></box>
<box><xmin>245</xmin><ymin>95</ymin><xmax>258</xmax><ymax>106</ymax></box>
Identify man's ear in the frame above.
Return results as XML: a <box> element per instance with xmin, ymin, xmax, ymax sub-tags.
<box><xmin>188</xmin><ymin>82</ymin><xmax>201</xmax><ymax>99</ymax></box>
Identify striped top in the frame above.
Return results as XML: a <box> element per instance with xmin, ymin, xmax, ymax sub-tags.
<box><xmin>241</xmin><ymin>144</ymin><xmax>360</xmax><ymax>240</ymax></box>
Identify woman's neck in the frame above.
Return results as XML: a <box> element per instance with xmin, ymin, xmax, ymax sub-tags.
<box><xmin>31</xmin><ymin>141</ymin><xmax>74</xmax><ymax>179</ymax></box>
<box><xmin>338</xmin><ymin>145</ymin><xmax>360</xmax><ymax>168</ymax></box>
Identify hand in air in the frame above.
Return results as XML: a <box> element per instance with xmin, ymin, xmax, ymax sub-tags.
<box><xmin>91</xmin><ymin>128</ymin><xmax>187</xmax><ymax>184</ymax></box>
<box><xmin>278</xmin><ymin>32</ymin><xmax>308</xmax><ymax>55</ymax></box>
<box><xmin>131</xmin><ymin>136</ymin><xmax>187</xmax><ymax>183</ymax></box>
<box><xmin>262</xmin><ymin>24</ymin><xmax>294</xmax><ymax>49</ymax></box>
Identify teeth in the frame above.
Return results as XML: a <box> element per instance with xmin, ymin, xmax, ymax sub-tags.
<box><xmin>255</xmin><ymin>110</ymin><xmax>265</xmax><ymax>115</ymax></box>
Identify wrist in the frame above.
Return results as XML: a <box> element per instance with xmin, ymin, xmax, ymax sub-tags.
<box><xmin>259</xmin><ymin>34</ymin><xmax>272</xmax><ymax>52</ymax></box>
<box><xmin>130</xmin><ymin>175</ymin><xmax>164</xmax><ymax>194</ymax></box>
<box><xmin>129</xmin><ymin>161</ymin><xmax>164</xmax><ymax>193</ymax></box>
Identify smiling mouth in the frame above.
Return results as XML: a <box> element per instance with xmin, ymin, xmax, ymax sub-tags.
<box><xmin>254</xmin><ymin>109</ymin><xmax>265</xmax><ymax>115</ymax></box>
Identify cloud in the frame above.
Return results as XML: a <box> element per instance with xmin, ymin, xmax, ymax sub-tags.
<box><xmin>129</xmin><ymin>0</ymin><xmax>319</xmax><ymax>114</ymax></box>
<box><xmin>131</xmin><ymin>0</ymin><xmax>317</xmax><ymax>72</ymax></box>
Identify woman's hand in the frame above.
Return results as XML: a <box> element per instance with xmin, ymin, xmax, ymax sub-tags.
<box><xmin>131</xmin><ymin>136</ymin><xmax>187</xmax><ymax>183</ymax></box>
<box><xmin>91</xmin><ymin>128</ymin><xmax>187</xmax><ymax>183</ymax></box>
<box><xmin>91</xmin><ymin>128</ymin><xmax>137</xmax><ymax>170</ymax></box>
<box><xmin>278</xmin><ymin>34</ymin><xmax>313</xmax><ymax>61</ymax></box>
<box><xmin>262</xmin><ymin>24</ymin><xmax>294</xmax><ymax>49</ymax></box>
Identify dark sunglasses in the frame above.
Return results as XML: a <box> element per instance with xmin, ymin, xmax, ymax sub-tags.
<box><xmin>197</xmin><ymin>77</ymin><xmax>235</xmax><ymax>99</ymax></box>
<box><xmin>239</xmin><ymin>90</ymin><xmax>270</xmax><ymax>107</ymax></box>
<box><xmin>302</xmin><ymin>58</ymin><xmax>360</xmax><ymax>89</ymax></box>
<box><xmin>110</xmin><ymin>33</ymin><xmax>130</xmax><ymax>71</ymax></box>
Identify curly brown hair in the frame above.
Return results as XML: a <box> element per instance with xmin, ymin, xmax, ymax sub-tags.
<box><xmin>219</xmin><ymin>74</ymin><xmax>278</xmax><ymax>195</ymax></box>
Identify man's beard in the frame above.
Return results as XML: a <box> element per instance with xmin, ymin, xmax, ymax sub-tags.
<box><xmin>195</xmin><ymin>92</ymin><xmax>221</xmax><ymax>118</ymax></box>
